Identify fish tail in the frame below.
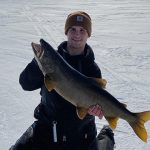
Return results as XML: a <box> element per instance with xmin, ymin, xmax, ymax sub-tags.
<box><xmin>129</xmin><ymin>111</ymin><xmax>150</xmax><ymax>142</ymax></box>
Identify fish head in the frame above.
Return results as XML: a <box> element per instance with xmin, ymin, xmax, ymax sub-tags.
<box><xmin>31</xmin><ymin>39</ymin><xmax>56</xmax><ymax>75</ymax></box>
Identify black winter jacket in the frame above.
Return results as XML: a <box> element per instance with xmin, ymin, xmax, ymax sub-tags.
<box><xmin>19</xmin><ymin>41</ymin><xmax>102</xmax><ymax>142</ymax></box>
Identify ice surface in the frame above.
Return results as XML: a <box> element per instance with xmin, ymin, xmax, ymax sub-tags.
<box><xmin>0</xmin><ymin>0</ymin><xmax>150</xmax><ymax>149</ymax></box>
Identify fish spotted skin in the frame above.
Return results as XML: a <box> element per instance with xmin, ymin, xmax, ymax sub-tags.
<box><xmin>31</xmin><ymin>39</ymin><xmax>150</xmax><ymax>142</ymax></box>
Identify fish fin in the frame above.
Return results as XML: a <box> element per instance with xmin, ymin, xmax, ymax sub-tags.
<box><xmin>129</xmin><ymin>111</ymin><xmax>150</xmax><ymax>142</ymax></box>
<box><xmin>44</xmin><ymin>75</ymin><xmax>56</xmax><ymax>92</ymax></box>
<box><xmin>93</xmin><ymin>78</ymin><xmax>107</xmax><ymax>88</ymax></box>
<box><xmin>76</xmin><ymin>107</ymin><xmax>88</xmax><ymax>119</ymax></box>
<box><xmin>105</xmin><ymin>116</ymin><xmax>119</xmax><ymax>129</ymax></box>
<box><xmin>121</xmin><ymin>102</ymin><xmax>127</xmax><ymax>108</ymax></box>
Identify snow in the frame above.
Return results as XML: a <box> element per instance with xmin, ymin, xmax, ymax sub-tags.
<box><xmin>0</xmin><ymin>0</ymin><xmax>150</xmax><ymax>149</ymax></box>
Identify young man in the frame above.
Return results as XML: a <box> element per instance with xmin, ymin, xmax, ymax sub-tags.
<box><xmin>10</xmin><ymin>11</ymin><xmax>115</xmax><ymax>150</ymax></box>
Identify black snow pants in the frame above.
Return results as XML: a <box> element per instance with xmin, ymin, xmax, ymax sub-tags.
<box><xmin>10</xmin><ymin>121</ymin><xmax>114</xmax><ymax>150</ymax></box>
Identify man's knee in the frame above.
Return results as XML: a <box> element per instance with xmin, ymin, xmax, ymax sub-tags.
<box><xmin>9</xmin><ymin>124</ymin><xmax>35</xmax><ymax>150</ymax></box>
<box><xmin>97</xmin><ymin>125</ymin><xmax>115</xmax><ymax>150</ymax></box>
<box><xmin>9</xmin><ymin>145</ymin><xmax>15</xmax><ymax>150</ymax></box>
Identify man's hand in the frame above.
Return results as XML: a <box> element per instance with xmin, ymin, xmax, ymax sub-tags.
<box><xmin>88</xmin><ymin>104</ymin><xmax>103</xmax><ymax>119</ymax></box>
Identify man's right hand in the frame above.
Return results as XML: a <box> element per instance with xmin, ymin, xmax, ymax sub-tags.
<box><xmin>88</xmin><ymin>104</ymin><xmax>103</xmax><ymax>119</ymax></box>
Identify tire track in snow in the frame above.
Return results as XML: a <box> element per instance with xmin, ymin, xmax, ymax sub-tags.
<box><xmin>22</xmin><ymin>5</ymin><xmax>62</xmax><ymax>47</ymax></box>
<box><xmin>98</xmin><ymin>53</ymin><xmax>150</xmax><ymax>102</ymax></box>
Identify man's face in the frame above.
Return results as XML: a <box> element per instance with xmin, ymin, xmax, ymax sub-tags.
<box><xmin>66</xmin><ymin>26</ymin><xmax>89</xmax><ymax>50</ymax></box>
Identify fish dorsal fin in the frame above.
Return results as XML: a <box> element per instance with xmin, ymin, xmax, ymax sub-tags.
<box><xmin>121</xmin><ymin>102</ymin><xmax>127</xmax><ymax>108</ymax></box>
<box><xmin>44</xmin><ymin>75</ymin><xmax>56</xmax><ymax>92</ymax></box>
<box><xmin>91</xmin><ymin>78</ymin><xmax>107</xmax><ymax>88</ymax></box>
<box><xmin>105</xmin><ymin>116</ymin><xmax>119</xmax><ymax>129</ymax></box>
<box><xmin>76</xmin><ymin>107</ymin><xmax>88</xmax><ymax>119</ymax></box>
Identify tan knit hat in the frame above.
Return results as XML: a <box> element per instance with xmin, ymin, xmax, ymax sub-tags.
<box><xmin>65</xmin><ymin>11</ymin><xmax>92</xmax><ymax>37</ymax></box>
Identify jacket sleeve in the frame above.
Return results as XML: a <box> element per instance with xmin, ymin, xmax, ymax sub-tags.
<box><xmin>19</xmin><ymin>58</ymin><xmax>44</xmax><ymax>91</ymax></box>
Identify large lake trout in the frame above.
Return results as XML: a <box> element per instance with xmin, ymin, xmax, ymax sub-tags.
<box><xmin>31</xmin><ymin>39</ymin><xmax>150</xmax><ymax>142</ymax></box>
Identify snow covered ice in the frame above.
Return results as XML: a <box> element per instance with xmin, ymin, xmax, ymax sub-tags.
<box><xmin>0</xmin><ymin>0</ymin><xmax>150</xmax><ymax>149</ymax></box>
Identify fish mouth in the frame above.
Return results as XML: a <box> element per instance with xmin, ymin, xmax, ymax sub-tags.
<box><xmin>31</xmin><ymin>42</ymin><xmax>44</xmax><ymax>58</ymax></box>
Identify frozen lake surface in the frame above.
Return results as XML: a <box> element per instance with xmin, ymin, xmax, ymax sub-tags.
<box><xmin>0</xmin><ymin>0</ymin><xmax>150</xmax><ymax>149</ymax></box>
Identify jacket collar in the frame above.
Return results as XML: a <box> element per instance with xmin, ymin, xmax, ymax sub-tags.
<box><xmin>57</xmin><ymin>41</ymin><xmax>95</xmax><ymax>63</ymax></box>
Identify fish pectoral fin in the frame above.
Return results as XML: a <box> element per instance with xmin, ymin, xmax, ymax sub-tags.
<box><xmin>44</xmin><ymin>75</ymin><xmax>56</xmax><ymax>92</ymax></box>
<box><xmin>93</xmin><ymin>78</ymin><xmax>107</xmax><ymax>88</ymax></box>
<box><xmin>105</xmin><ymin>116</ymin><xmax>119</xmax><ymax>129</ymax></box>
<box><xmin>76</xmin><ymin>107</ymin><xmax>88</xmax><ymax>120</ymax></box>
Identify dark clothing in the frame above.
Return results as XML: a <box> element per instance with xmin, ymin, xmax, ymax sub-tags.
<box><xmin>97</xmin><ymin>125</ymin><xmax>115</xmax><ymax>150</ymax></box>
<box><xmin>10</xmin><ymin>123</ymin><xmax>115</xmax><ymax>150</ymax></box>
<box><xmin>12</xmin><ymin>41</ymin><xmax>103</xmax><ymax>150</ymax></box>
<box><xmin>10</xmin><ymin>121</ymin><xmax>99</xmax><ymax>150</ymax></box>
